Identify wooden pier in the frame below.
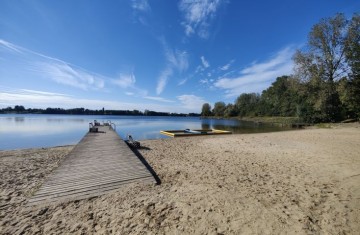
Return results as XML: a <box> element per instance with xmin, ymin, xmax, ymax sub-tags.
<box><xmin>28</xmin><ymin>125</ymin><xmax>157</xmax><ymax>206</ymax></box>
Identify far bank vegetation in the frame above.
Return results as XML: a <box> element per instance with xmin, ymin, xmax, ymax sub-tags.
<box><xmin>202</xmin><ymin>13</ymin><xmax>360</xmax><ymax>124</ymax></box>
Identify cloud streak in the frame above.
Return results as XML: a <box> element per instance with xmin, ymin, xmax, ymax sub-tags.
<box><xmin>156</xmin><ymin>67</ymin><xmax>173</xmax><ymax>95</ymax></box>
<box><xmin>1</xmin><ymin>39</ymin><xmax>107</xmax><ymax>90</ymax></box>
<box><xmin>161</xmin><ymin>36</ymin><xmax>189</xmax><ymax>73</ymax></box>
<box><xmin>156</xmin><ymin>38</ymin><xmax>189</xmax><ymax>95</ymax></box>
<box><xmin>112</xmin><ymin>73</ymin><xmax>136</xmax><ymax>89</ymax></box>
<box><xmin>112</xmin><ymin>73</ymin><xmax>148</xmax><ymax>97</ymax></box>
<box><xmin>131</xmin><ymin>0</ymin><xmax>151</xmax><ymax>12</ymax></box>
<box><xmin>0</xmin><ymin>39</ymin><xmax>23</xmax><ymax>53</ymax></box>
<box><xmin>220</xmin><ymin>59</ymin><xmax>234</xmax><ymax>71</ymax></box>
<box><xmin>214</xmin><ymin>46</ymin><xmax>296</xmax><ymax>97</ymax></box>
<box><xmin>143</xmin><ymin>96</ymin><xmax>175</xmax><ymax>103</ymax></box>
<box><xmin>177</xmin><ymin>94</ymin><xmax>207</xmax><ymax>111</ymax></box>
<box><xmin>179</xmin><ymin>0</ymin><xmax>224</xmax><ymax>38</ymax></box>
<box><xmin>201</xmin><ymin>56</ymin><xmax>210</xmax><ymax>68</ymax></box>
<box><xmin>131</xmin><ymin>0</ymin><xmax>151</xmax><ymax>25</ymax></box>
<box><xmin>0</xmin><ymin>87</ymin><xmax>200</xmax><ymax>113</ymax></box>
<box><xmin>178</xmin><ymin>56</ymin><xmax>214</xmax><ymax>86</ymax></box>
<box><xmin>36</xmin><ymin>61</ymin><xmax>105</xmax><ymax>90</ymax></box>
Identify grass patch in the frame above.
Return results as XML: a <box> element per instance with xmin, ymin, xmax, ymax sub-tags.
<box><xmin>238</xmin><ymin>116</ymin><xmax>301</xmax><ymax>125</ymax></box>
<box><xmin>315</xmin><ymin>123</ymin><xmax>332</xmax><ymax>128</ymax></box>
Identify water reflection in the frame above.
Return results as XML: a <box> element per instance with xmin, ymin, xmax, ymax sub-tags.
<box><xmin>0</xmin><ymin>114</ymin><xmax>292</xmax><ymax>150</ymax></box>
<box><xmin>15</xmin><ymin>117</ymin><xmax>25</xmax><ymax>122</ymax></box>
<box><xmin>201</xmin><ymin>123</ymin><xmax>211</xmax><ymax>129</ymax></box>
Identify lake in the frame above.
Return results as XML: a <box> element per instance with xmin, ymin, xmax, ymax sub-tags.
<box><xmin>0</xmin><ymin>114</ymin><xmax>290</xmax><ymax>150</ymax></box>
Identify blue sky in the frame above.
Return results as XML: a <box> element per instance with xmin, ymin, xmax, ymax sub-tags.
<box><xmin>0</xmin><ymin>0</ymin><xmax>359</xmax><ymax>113</ymax></box>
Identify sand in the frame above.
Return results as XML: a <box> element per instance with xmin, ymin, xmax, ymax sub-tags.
<box><xmin>0</xmin><ymin>124</ymin><xmax>359</xmax><ymax>234</ymax></box>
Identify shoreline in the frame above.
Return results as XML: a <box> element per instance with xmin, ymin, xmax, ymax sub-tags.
<box><xmin>1</xmin><ymin>121</ymin><xmax>355</xmax><ymax>152</ymax></box>
<box><xmin>1</xmin><ymin>124</ymin><xmax>359</xmax><ymax>234</ymax></box>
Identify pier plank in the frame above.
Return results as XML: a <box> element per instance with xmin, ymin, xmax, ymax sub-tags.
<box><xmin>28</xmin><ymin>125</ymin><xmax>156</xmax><ymax>205</ymax></box>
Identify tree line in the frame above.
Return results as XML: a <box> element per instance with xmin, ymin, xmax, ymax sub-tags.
<box><xmin>202</xmin><ymin>13</ymin><xmax>360</xmax><ymax>123</ymax></box>
<box><xmin>0</xmin><ymin>105</ymin><xmax>200</xmax><ymax>117</ymax></box>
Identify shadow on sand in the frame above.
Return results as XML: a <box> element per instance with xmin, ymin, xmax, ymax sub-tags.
<box><xmin>126</xmin><ymin>143</ymin><xmax>161</xmax><ymax>185</ymax></box>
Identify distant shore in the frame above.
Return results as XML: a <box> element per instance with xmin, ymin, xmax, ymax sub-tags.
<box><xmin>1</xmin><ymin>123</ymin><xmax>359</xmax><ymax>234</ymax></box>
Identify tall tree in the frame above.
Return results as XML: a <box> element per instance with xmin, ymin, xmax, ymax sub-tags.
<box><xmin>14</xmin><ymin>105</ymin><xmax>25</xmax><ymax>112</ymax></box>
<box><xmin>293</xmin><ymin>13</ymin><xmax>352</xmax><ymax>122</ymax></box>
<box><xmin>235</xmin><ymin>93</ymin><xmax>260</xmax><ymax>117</ymax></box>
<box><xmin>344</xmin><ymin>13</ymin><xmax>360</xmax><ymax>118</ymax></box>
<box><xmin>201</xmin><ymin>103</ymin><xmax>212</xmax><ymax>116</ymax></box>
<box><xmin>224</xmin><ymin>104</ymin><xmax>237</xmax><ymax>117</ymax></box>
<box><xmin>261</xmin><ymin>76</ymin><xmax>301</xmax><ymax>116</ymax></box>
<box><xmin>212</xmin><ymin>102</ymin><xmax>226</xmax><ymax>117</ymax></box>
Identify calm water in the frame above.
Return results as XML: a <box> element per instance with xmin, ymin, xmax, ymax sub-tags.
<box><xmin>0</xmin><ymin>114</ymin><xmax>290</xmax><ymax>150</ymax></box>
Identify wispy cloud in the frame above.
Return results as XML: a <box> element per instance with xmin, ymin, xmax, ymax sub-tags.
<box><xmin>0</xmin><ymin>86</ymin><xmax>71</xmax><ymax>98</ymax></box>
<box><xmin>112</xmin><ymin>73</ymin><xmax>136</xmax><ymax>89</ymax></box>
<box><xmin>0</xmin><ymin>87</ymin><xmax>136</xmax><ymax>110</ymax></box>
<box><xmin>0</xmin><ymin>39</ymin><xmax>23</xmax><ymax>53</ymax></box>
<box><xmin>144</xmin><ymin>96</ymin><xmax>175</xmax><ymax>103</ymax></box>
<box><xmin>220</xmin><ymin>59</ymin><xmax>234</xmax><ymax>71</ymax></box>
<box><xmin>21</xmin><ymin>89</ymin><xmax>70</xmax><ymax>97</ymax></box>
<box><xmin>0</xmin><ymin>39</ymin><xmax>153</xmax><ymax>97</ymax></box>
<box><xmin>177</xmin><ymin>94</ymin><xmax>207</xmax><ymax>111</ymax></box>
<box><xmin>178</xmin><ymin>78</ymin><xmax>187</xmax><ymax>86</ymax></box>
<box><xmin>178</xmin><ymin>56</ymin><xmax>211</xmax><ymax>86</ymax></box>
<box><xmin>200</xmin><ymin>56</ymin><xmax>210</xmax><ymax>68</ymax></box>
<box><xmin>156</xmin><ymin>67</ymin><xmax>173</xmax><ymax>95</ymax></box>
<box><xmin>0</xmin><ymin>87</ymin><xmax>199</xmax><ymax>113</ymax></box>
<box><xmin>131</xmin><ymin>0</ymin><xmax>151</xmax><ymax>12</ymax></box>
<box><xmin>1</xmin><ymin>39</ymin><xmax>106</xmax><ymax>90</ymax></box>
<box><xmin>156</xmin><ymin>38</ymin><xmax>189</xmax><ymax>94</ymax></box>
<box><xmin>161</xmin><ymin>35</ymin><xmax>189</xmax><ymax>73</ymax></box>
<box><xmin>166</xmin><ymin>49</ymin><xmax>189</xmax><ymax>72</ymax></box>
<box><xmin>1</xmin><ymin>39</ymin><xmax>71</xmax><ymax>65</ymax></box>
<box><xmin>0</xmin><ymin>88</ymin><xmax>73</xmax><ymax>107</ymax></box>
<box><xmin>36</xmin><ymin>61</ymin><xmax>105</xmax><ymax>90</ymax></box>
<box><xmin>110</xmin><ymin>71</ymin><xmax>148</xmax><ymax>96</ymax></box>
<box><xmin>0</xmin><ymin>90</ymin><xmax>136</xmax><ymax>110</ymax></box>
<box><xmin>214</xmin><ymin>46</ymin><xmax>296</xmax><ymax>97</ymax></box>
<box><xmin>114</xmin><ymin>76</ymin><xmax>148</xmax><ymax>97</ymax></box>
<box><xmin>131</xmin><ymin>0</ymin><xmax>151</xmax><ymax>25</ymax></box>
<box><xmin>179</xmin><ymin>0</ymin><xmax>224</xmax><ymax>38</ymax></box>
<box><xmin>200</xmin><ymin>78</ymin><xmax>209</xmax><ymax>84</ymax></box>
<box><xmin>195</xmin><ymin>65</ymin><xmax>204</xmax><ymax>73</ymax></box>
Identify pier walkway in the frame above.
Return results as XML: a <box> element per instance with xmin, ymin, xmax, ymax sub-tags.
<box><xmin>28</xmin><ymin>125</ymin><xmax>156</xmax><ymax>206</ymax></box>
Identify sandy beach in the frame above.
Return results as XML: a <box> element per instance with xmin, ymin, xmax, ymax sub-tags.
<box><xmin>1</xmin><ymin>124</ymin><xmax>360</xmax><ymax>234</ymax></box>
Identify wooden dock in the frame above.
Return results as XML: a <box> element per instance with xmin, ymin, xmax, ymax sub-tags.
<box><xmin>28</xmin><ymin>125</ymin><xmax>157</xmax><ymax>206</ymax></box>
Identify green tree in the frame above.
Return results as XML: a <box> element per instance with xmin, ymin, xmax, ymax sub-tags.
<box><xmin>261</xmin><ymin>76</ymin><xmax>301</xmax><ymax>116</ymax></box>
<box><xmin>235</xmin><ymin>93</ymin><xmax>260</xmax><ymax>117</ymax></box>
<box><xmin>14</xmin><ymin>105</ymin><xmax>25</xmax><ymax>112</ymax></box>
<box><xmin>201</xmin><ymin>103</ymin><xmax>212</xmax><ymax>116</ymax></box>
<box><xmin>224</xmin><ymin>104</ymin><xmax>237</xmax><ymax>117</ymax></box>
<box><xmin>212</xmin><ymin>102</ymin><xmax>226</xmax><ymax>117</ymax></box>
<box><xmin>344</xmin><ymin>13</ymin><xmax>360</xmax><ymax>119</ymax></box>
<box><xmin>293</xmin><ymin>13</ymin><xmax>351</xmax><ymax>122</ymax></box>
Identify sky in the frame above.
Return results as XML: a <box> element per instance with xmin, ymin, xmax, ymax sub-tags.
<box><xmin>0</xmin><ymin>0</ymin><xmax>359</xmax><ymax>113</ymax></box>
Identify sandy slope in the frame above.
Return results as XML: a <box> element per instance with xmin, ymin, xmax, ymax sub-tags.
<box><xmin>0</xmin><ymin>124</ymin><xmax>359</xmax><ymax>234</ymax></box>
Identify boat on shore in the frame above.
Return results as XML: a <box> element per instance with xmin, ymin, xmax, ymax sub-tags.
<box><xmin>160</xmin><ymin>129</ymin><xmax>232</xmax><ymax>137</ymax></box>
